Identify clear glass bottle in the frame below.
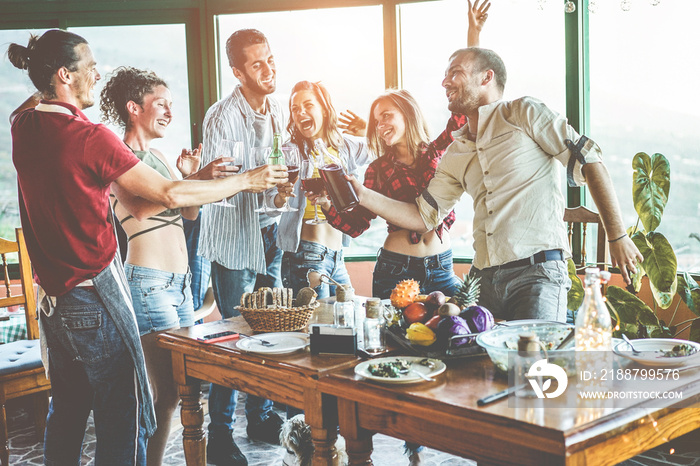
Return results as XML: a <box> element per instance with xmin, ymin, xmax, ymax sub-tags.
<box><xmin>575</xmin><ymin>267</ymin><xmax>612</xmax><ymax>351</ymax></box>
<box><xmin>363</xmin><ymin>298</ymin><xmax>386</xmax><ymax>353</ymax></box>
<box><xmin>514</xmin><ymin>333</ymin><xmax>541</xmax><ymax>398</ymax></box>
<box><xmin>269</xmin><ymin>132</ymin><xmax>285</xmax><ymax>165</ymax></box>
<box><xmin>333</xmin><ymin>285</ymin><xmax>355</xmax><ymax>328</ymax></box>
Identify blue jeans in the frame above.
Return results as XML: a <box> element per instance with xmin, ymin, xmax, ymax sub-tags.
<box><xmin>41</xmin><ymin>287</ymin><xmax>146</xmax><ymax>466</ymax></box>
<box><xmin>125</xmin><ymin>264</ymin><xmax>195</xmax><ymax>335</ymax></box>
<box><xmin>183</xmin><ymin>210</ymin><xmax>211</xmax><ymax>311</ymax></box>
<box><xmin>471</xmin><ymin>260</ymin><xmax>570</xmax><ymax>322</ymax></box>
<box><xmin>283</xmin><ymin>240</ymin><xmax>351</xmax><ymax>299</ymax></box>
<box><xmin>208</xmin><ymin>223</ymin><xmax>282</xmax><ymax>434</ymax></box>
<box><xmin>372</xmin><ymin>248</ymin><xmax>461</xmax><ymax>299</ymax></box>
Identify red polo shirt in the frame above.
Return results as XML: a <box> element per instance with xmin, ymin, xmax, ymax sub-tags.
<box><xmin>11</xmin><ymin>100</ymin><xmax>140</xmax><ymax>296</ymax></box>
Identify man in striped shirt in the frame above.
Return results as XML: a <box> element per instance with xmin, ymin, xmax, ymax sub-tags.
<box><xmin>198</xmin><ymin>29</ymin><xmax>285</xmax><ymax>466</ymax></box>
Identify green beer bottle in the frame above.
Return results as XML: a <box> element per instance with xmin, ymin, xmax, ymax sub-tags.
<box><xmin>269</xmin><ymin>133</ymin><xmax>285</xmax><ymax>165</ymax></box>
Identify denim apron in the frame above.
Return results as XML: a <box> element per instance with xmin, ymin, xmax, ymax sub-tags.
<box><xmin>38</xmin><ymin>253</ymin><xmax>157</xmax><ymax>438</ymax></box>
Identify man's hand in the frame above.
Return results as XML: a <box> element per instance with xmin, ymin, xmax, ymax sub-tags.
<box><xmin>609</xmin><ymin>235</ymin><xmax>644</xmax><ymax>286</ymax></box>
<box><xmin>244</xmin><ymin>164</ymin><xmax>288</xmax><ymax>193</ymax></box>
<box><xmin>176</xmin><ymin>143</ymin><xmax>202</xmax><ymax>177</ymax></box>
<box><xmin>338</xmin><ymin>110</ymin><xmax>367</xmax><ymax>137</ymax></box>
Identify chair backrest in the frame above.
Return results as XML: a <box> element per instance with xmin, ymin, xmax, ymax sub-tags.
<box><xmin>563</xmin><ymin>206</ymin><xmax>608</xmax><ymax>271</ymax></box>
<box><xmin>0</xmin><ymin>228</ymin><xmax>39</xmax><ymax>340</ymax></box>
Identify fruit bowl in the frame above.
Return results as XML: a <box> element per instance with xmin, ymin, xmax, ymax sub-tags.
<box><xmin>475</xmin><ymin>321</ymin><xmax>574</xmax><ymax>373</ymax></box>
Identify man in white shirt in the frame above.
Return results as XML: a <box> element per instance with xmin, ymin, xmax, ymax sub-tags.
<box><xmin>198</xmin><ymin>29</ymin><xmax>285</xmax><ymax>466</ymax></box>
<box><xmin>354</xmin><ymin>47</ymin><xmax>642</xmax><ymax>322</ymax></box>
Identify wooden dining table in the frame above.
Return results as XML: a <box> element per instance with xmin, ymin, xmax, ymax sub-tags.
<box><xmin>318</xmin><ymin>355</ymin><xmax>700</xmax><ymax>466</ymax></box>
<box><xmin>156</xmin><ymin>301</ymin><xmax>359</xmax><ymax>466</ymax></box>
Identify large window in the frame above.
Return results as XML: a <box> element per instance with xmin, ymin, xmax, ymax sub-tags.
<box><xmin>589</xmin><ymin>1</ymin><xmax>700</xmax><ymax>272</ymax></box>
<box><xmin>216</xmin><ymin>7</ymin><xmax>385</xmax><ymax>255</ymax></box>
<box><xmin>0</xmin><ymin>28</ymin><xmax>48</xmax><ymax>239</ymax></box>
<box><xmin>399</xmin><ymin>0</ymin><xmax>566</xmax><ymax>258</ymax></box>
<box><xmin>70</xmin><ymin>24</ymin><xmax>191</xmax><ymax>167</ymax></box>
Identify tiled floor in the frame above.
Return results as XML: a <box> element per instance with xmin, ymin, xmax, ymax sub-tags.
<box><xmin>7</xmin><ymin>389</ymin><xmax>700</xmax><ymax>465</ymax></box>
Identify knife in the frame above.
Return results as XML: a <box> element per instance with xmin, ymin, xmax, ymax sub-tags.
<box><xmin>477</xmin><ymin>328</ymin><xmax>575</xmax><ymax>407</ymax></box>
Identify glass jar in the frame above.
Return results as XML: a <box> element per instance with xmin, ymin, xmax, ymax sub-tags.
<box><xmin>363</xmin><ymin>298</ymin><xmax>386</xmax><ymax>353</ymax></box>
<box><xmin>333</xmin><ymin>285</ymin><xmax>355</xmax><ymax>328</ymax></box>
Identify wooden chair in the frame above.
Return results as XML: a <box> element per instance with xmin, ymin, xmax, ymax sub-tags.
<box><xmin>564</xmin><ymin>206</ymin><xmax>608</xmax><ymax>271</ymax></box>
<box><xmin>0</xmin><ymin>228</ymin><xmax>50</xmax><ymax>466</ymax></box>
<box><xmin>192</xmin><ymin>285</ymin><xmax>216</xmax><ymax>323</ymax></box>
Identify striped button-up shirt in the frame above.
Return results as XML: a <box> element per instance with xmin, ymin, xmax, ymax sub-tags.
<box><xmin>417</xmin><ymin>96</ymin><xmax>603</xmax><ymax>270</ymax></box>
<box><xmin>198</xmin><ymin>86</ymin><xmax>285</xmax><ymax>273</ymax></box>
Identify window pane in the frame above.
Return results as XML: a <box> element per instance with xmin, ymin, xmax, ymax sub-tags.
<box><xmin>216</xmin><ymin>7</ymin><xmax>385</xmax><ymax>255</ymax></box>
<box><xmin>70</xmin><ymin>24</ymin><xmax>192</xmax><ymax>168</ymax></box>
<box><xmin>1</xmin><ymin>28</ymin><xmax>49</xmax><ymax>237</ymax></box>
<box><xmin>399</xmin><ymin>0</ymin><xmax>566</xmax><ymax>258</ymax></box>
<box><xmin>589</xmin><ymin>1</ymin><xmax>700</xmax><ymax>272</ymax></box>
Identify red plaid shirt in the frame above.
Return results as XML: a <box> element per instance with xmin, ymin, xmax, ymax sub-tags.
<box><xmin>324</xmin><ymin>113</ymin><xmax>466</xmax><ymax>243</ymax></box>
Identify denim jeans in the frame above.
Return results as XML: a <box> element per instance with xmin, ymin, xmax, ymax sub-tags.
<box><xmin>183</xmin><ymin>210</ymin><xmax>212</xmax><ymax>311</ymax></box>
<box><xmin>372</xmin><ymin>248</ymin><xmax>461</xmax><ymax>299</ymax></box>
<box><xmin>282</xmin><ymin>240</ymin><xmax>351</xmax><ymax>299</ymax></box>
<box><xmin>41</xmin><ymin>287</ymin><xmax>146</xmax><ymax>466</ymax></box>
<box><xmin>208</xmin><ymin>224</ymin><xmax>282</xmax><ymax>434</ymax></box>
<box><xmin>125</xmin><ymin>264</ymin><xmax>195</xmax><ymax>335</ymax></box>
<box><xmin>471</xmin><ymin>260</ymin><xmax>570</xmax><ymax>322</ymax></box>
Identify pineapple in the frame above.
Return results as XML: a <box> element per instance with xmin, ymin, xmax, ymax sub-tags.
<box><xmin>452</xmin><ymin>274</ymin><xmax>481</xmax><ymax>309</ymax></box>
<box><xmin>390</xmin><ymin>279</ymin><xmax>420</xmax><ymax>309</ymax></box>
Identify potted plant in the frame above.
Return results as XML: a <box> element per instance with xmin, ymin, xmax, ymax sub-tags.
<box><xmin>568</xmin><ymin>152</ymin><xmax>700</xmax><ymax>342</ymax></box>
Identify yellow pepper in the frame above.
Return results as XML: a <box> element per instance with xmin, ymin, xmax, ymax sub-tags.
<box><xmin>406</xmin><ymin>322</ymin><xmax>437</xmax><ymax>346</ymax></box>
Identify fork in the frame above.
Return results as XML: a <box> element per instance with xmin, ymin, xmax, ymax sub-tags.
<box><xmin>239</xmin><ymin>333</ymin><xmax>276</xmax><ymax>347</ymax></box>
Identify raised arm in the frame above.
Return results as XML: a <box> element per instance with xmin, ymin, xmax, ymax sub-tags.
<box><xmin>582</xmin><ymin>162</ymin><xmax>643</xmax><ymax>285</ymax></box>
<box><xmin>113</xmin><ymin>160</ymin><xmax>285</xmax><ymax>212</ymax></box>
<box><xmin>468</xmin><ymin>0</ymin><xmax>491</xmax><ymax>47</ymax></box>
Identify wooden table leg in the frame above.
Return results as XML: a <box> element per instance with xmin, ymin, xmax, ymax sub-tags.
<box><xmin>305</xmin><ymin>390</ymin><xmax>340</xmax><ymax>466</ymax></box>
<box><xmin>337</xmin><ymin>398</ymin><xmax>373</xmax><ymax>466</ymax></box>
<box><xmin>170</xmin><ymin>352</ymin><xmax>205</xmax><ymax>466</ymax></box>
<box><xmin>179</xmin><ymin>380</ymin><xmax>205</xmax><ymax>466</ymax></box>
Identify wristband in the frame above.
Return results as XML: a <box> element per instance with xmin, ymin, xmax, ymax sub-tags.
<box><xmin>608</xmin><ymin>233</ymin><xmax>627</xmax><ymax>243</ymax></box>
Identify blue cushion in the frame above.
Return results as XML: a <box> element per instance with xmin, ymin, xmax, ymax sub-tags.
<box><xmin>0</xmin><ymin>340</ymin><xmax>43</xmax><ymax>376</ymax></box>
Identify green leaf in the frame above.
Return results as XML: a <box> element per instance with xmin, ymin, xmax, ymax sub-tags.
<box><xmin>690</xmin><ymin>319</ymin><xmax>700</xmax><ymax>343</ymax></box>
<box><xmin>567</xmin><ymin>259</ymin><xmax>584</xmax><ymax>310</ymax></box>
<box><xmin>632</xmin><ymin>152</ymin><xmax>670</xmax><ymax>232</ymax></box>
<box><xmin>631</xmin><ymin>231</ymin><xmax>677</xmax><ymax>292</ymax></box>
<box><xmin>606</xmin><ymin>286</ymin><xmax>667</xmax><ymax>338</ymax></box>
<box><xmin>677</xmin><ymin>272</ymin><xmax>700</xmax><ymax>316</ymax></box>
<box><xmin>648</xmin><ymin>275</ymin><xmax>677</xmax><ymax>310</ymax></box>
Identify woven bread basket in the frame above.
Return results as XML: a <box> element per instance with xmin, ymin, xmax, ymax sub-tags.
<box><xmin>237</xmin><ymin>301</ymin><xmax>319</xmax><ymax>333</ymax></box>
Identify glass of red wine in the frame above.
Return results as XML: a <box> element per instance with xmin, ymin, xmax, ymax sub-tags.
<box><xmin>300</xmin><ymin>158</ymin><xmax>326</xmax><ymax>225</ymax></box>
<box><xmin>278</xmin><ymin>146</ymin><xmax>299</xmax><ymax>212</ymax></box>
<box><xmin>214</xmin><ymin>139</ymin><xmax>243</xmax><ymax>208</ymax></box>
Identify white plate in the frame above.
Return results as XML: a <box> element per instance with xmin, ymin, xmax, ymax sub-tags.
<box><xmin>354</xmin><ymin>356</ymin><xmax>446</xmax><ymax>384</ymax></box>
<box><xmin>613</xmin><ymin>338</ymin><xmax>700</xmax><ymax>367</ymax></box>
<box><xmin>236</xmin><ymin>332</ymin><xmax>309</xmax><ymax>354</ymax></box>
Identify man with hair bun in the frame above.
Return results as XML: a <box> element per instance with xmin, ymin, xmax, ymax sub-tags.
<box><xmin>8</xmin><ymin>29</ymin><xmax>286</xmax><ymax>465</ymax></box>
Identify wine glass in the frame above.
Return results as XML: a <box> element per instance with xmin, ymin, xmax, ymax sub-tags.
<box><xmin>252</xmin><ymin>147</ymin><xmax>273</xmax><ymax>213</ymax></box>
<box><xmin>277</xmin><ymin>146</ymin><xmax>300</xmax><ymax>212</ymax></box>
<box><xmin>214</xmin><ymin>139</ymin><xmax>243</xmax><ymax>208</ymax></box>
<box><xmin>300</xmin><ymin>158</ymin><xmax>326</xmax><ymax>225</ymax></box>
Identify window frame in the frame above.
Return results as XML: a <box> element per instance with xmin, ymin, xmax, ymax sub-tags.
<box><xmin>0</xmin><ymin>0</ymin><xmax>626</xmax><ymax>267</ymax></box>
